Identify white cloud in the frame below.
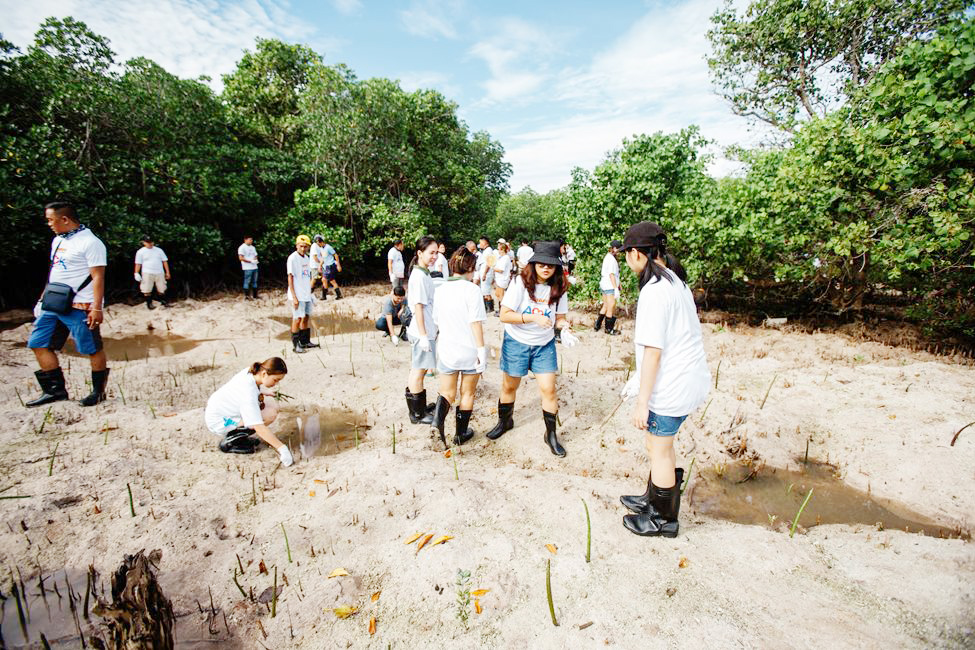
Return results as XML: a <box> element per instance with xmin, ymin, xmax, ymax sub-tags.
<box><xmin>399</xmin><ymin>0</ymin><xmax>463</xmax><ymax>40</ymax></box>
<box><xmin>332</xmin><ymin>0</ymin><xmax>362</xmax><ymax>15</ymax></box>
<box><xmin>397</xmin><ymin>70</ymin><xmax>459</xmax><ymax>100</ymax></box>
<box><xmin>0</xmin><ymin>0</ymin><xmax>328</xmax><ymax>89</ymax></box>
<box><xmin>469</xmin><ymin>17</ymin><xmax>559</xmax><ymax>104</ymax></box>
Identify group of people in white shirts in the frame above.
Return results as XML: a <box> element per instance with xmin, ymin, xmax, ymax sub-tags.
<box><xmin>204</xmin><ymin>222</ymin><xmax>711</xmax><ymax>538</ymax></box>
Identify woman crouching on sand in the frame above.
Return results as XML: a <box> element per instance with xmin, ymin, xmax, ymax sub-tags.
<box><xmin>205</xmin><ymin>357</ymin><xmax>295</xmax><ymax>467</ymax></box>
<box><xmin>430</xmin><ymin>247</ymin><xmax>487</xmax><ymax>449</ymax></box>
<box><xmin>618</xmin><ymin>222</ymin><xmax>709</xmax><ymax>537</ymax></box>
<box><xmin>483</xmin><ymin>241</ymin><xmax>577</xmax><ymax>457</ymax></box>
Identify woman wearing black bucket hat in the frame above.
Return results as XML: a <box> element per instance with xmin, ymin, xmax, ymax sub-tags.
<box><xmin>483</xmin><ymin>241</ymin><xmax>578</xmax><ymax>457</ymax></box>
<box><xmin>617</xmin><ymin>222</ymin><xmax>709</xmax><ymax>538</ymax></box>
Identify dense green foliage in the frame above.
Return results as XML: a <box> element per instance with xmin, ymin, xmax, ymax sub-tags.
<box><xmin>0</xmin><ymin>19</ymin><xmax>509</xmax><ymax>305</ymax></box>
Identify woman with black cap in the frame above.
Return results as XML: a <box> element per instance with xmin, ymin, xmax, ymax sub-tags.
<box><xmin>594</xmin><ymin>240</ymin><xmax>622</xmax><ymax>335</ymax></box>
<box><xmin>483</xmin><ymin>241</ymin><xmax>578</xmax><ymax>457</ymax></box>
<box><xmin>618</xmin><ymin>222</ymin><xmax>709</xmax><ymax>538</ymax></box>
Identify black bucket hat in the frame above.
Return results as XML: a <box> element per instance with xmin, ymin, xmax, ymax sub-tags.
<box><xmin>610</xmin><ymin>239</ymin><xmax>623</xmax><ymax>249</ymax></box>
<box><xmin>527</xmin><ymin>241</ymin><xmax>563</xmax><ymax>267</ymax></box>
<box><xmin>622</xmin><ymin>222</ymin><xmax>666</xmax><ymax>250</ymax></box>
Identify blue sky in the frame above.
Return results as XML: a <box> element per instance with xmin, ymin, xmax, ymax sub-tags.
<box><xmin>1</xmin><ymin>0</ymin><xmax>767</xmax><ymax>191</ymax></box>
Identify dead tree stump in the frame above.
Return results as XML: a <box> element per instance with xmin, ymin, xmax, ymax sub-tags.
<box><xmin>91</xmin><ymin>550</ymin><xmax>175</xmax><ymax>649</ymax></box>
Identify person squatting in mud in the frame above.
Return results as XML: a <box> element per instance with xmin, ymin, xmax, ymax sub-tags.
<box><xmin>482</xmin><ymin>241</ymin><xmax>578</xmax><ymax>458</ymax></box>
<box><xmin>205</xmin><ymin>357</ymin><xmax>294</xmax><ymax>466</ymax></box>
<box><xmin>618</xmin><ymin>221</ymin><xmax>710</xmax><ymax>538</ymax></box>
<box><xmin>429</xmin><ymin>246</ymin><xmax>487</xmax><ymax>449</ymax></box>
<box><xmin>403</xmin><ymin>235</ymin><xmax>440</xmax><ymax>425</ymax></box>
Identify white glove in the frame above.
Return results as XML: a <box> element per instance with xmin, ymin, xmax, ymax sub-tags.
<box><xmin>134</xmin><ymin>272</ymin><xmax>142</xmax><ymax>282</ymax></box>
<box><xmin>560</xmin><ymin>329</ymin><xmax>579</xmax><ymax>348</ymax></box>
<box><xmin>278</xmin><ymin>445</ymin><xmax>294</xmax><ymax>467</ymax></box>
<box><xmin>392</xmin><ymin>334</ymin><xmax>400</xmax><ymax>346</ymax></box>
<box><xmin>475</xmin><ymin>346</ymin><xmax>487</xmax><ymax>373</ymax></box>
<box><xmin>417</xmin><ymin>335</ymin><xmax>431</xmax><ymax>353</ymax></box>
<box><xmin>34</xmin><ymin>302</ymin><xmax>43</xmax><ymax>319</ymax></box>
<box><xmin>614</xmin><ymin>287</ymin><xmax>620</xmax><ymax>299</ymax></box>
<box><xmin>620</xmin><ymin>376</ymin><xmax>640</xmax><ymax>400</ymax></box>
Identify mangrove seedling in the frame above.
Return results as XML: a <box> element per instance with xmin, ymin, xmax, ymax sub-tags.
<box><xmin>546</xmin><ymin>559</ymin><xmax>558</xmax><ymax>627</ymax></box>
<box><xmin>581</xmin><ymin>498</ymin><xmax>591</xmax><ymax>563</ymax></box>
<box><xmin>790</xmin><ymin>488</ymin><xmax>814</xmax><ymax>538</ymax></box>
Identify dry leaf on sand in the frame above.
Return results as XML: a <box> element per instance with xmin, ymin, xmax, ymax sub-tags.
<box><xmin>404</xmin><ymin>532</ymin><xmax>424</xmax><ymax>545</ymax></box>
<box><xmin>415</xmin><ymin>533</ymin><xmax>434</xmax><ymax>554</ymax></box>
<box><xmin>371</xmin><ymin>590</ymin><xmax>381</xmax><ymax>602</ymax></box>
<box><xmin>328</xmin><ymin>568</ymin><xmax>350</xmax><ymax>578</ymax></box>
<box><xmin>332</xmin><ymin>605</ymin><xmax>358</xmax><ymax>619</ymax></box>
<box><xmin>309</xmin><ymin>490</ymin><xmax>316</xmax><ymax>497</ymax></box>
<box><xmin>444</xmin><ymin>450</ymin><xmax>452</xmax><ymax>458</ymax></box>
<box><xmin>475</xmin><ymin>600</ymin><xmax>483</xmax><ymax>614</ymax></box>
<box><xmin>678</xmin><ymin>556</ymin><xmax>689</xmax><ymax>568</ymax></box>
<box><xmin>258</xmin><ymin>560</ymin><xmax>268</xmax><ymax>574</ymax></box>
<box><xmin>313</xmin><ymin>479</ymin><xmax>326</xmax><ymax>484</ymax></box>
<box><xmin>369</xmin><ymin>616</ymin><xmax>376</xmax><ymax>635</ymax></box>
<box><xmin>470</xmin><ymin>589</ymin><xmax>490</xmax><ymax>597</ymax></box>
<box><xmin>545</xmin><ymin>544</ymin><xmax>558</xmax><ymax>555</ymax></box>
<box><xmin>431</xmin><ymin>535</ymin><xmax>453</xmax><ymax>546</ymax></box>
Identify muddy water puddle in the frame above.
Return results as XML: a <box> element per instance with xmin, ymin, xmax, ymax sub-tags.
<box><xmin>269</xmin><ymin>313</ymin><xmax>374</xmax><ymax>340</ymax></box>
<box><xmin>63</xmin><ymin>334</ymin><xmax>202</xmax><ymax>361</ymax></box>
<box><xmin>280</xmin><ymin>407</ymin><xmax>370</xmax><ymax>458</ymax></box>
<box><xmin>692</xmin><ymin>461</ymin><xmax>967</xmax><ymax>539</ymax></box>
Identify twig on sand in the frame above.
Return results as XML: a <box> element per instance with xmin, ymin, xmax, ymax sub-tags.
<box><xmin>581</xmin><ymin>499</ymin><xmax>591</xmax><ymax>563</ymax></box>
<box><xmin>681</xmin><ymin>457</ymin><xmax>695</xmax><ymax>495</ymax></box>
<box><xmin>950</xmin><ymin>421</ymin><xmax>974</xmax><ymax>447</ymax></box>
<box><xmin>596</xmin><ymin>398</ymin><xmax>625</xmax><ymax>429</ymax></box>
<box><xmin>759</xmin><ymin>374</ymin><xmax>778</xmax><ymax>410</ymax></box>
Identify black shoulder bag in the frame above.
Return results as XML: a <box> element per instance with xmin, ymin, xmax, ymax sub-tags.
<box><xmin>41</xmin><ymin>237</ymin><xmax>92</xmax><ymax>314</ymax></box>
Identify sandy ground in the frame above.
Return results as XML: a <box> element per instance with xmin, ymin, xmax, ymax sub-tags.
<box><xmin>0</xmin><ymin>283</ymin><xmax>973</xmax><ymax>649</ymax></box>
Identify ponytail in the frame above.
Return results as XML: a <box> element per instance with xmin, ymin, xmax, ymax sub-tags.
<box><xmin>636</xmin><ymin>242</ymin><xmax>686</xmax><ymax>289</ymax></box>
<box><xmin>249</xmin><ymin>357</ymin><xmax>288</xmax><ymax>376</ymax></box>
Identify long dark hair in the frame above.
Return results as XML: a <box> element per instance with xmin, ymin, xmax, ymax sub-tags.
<box><xmin>520</xmin><ymin>262</ymin><xmax>567</xmax><ymax>305</ymax></box>
<box><xmin>407</xmin><ymin>235</ymin><xmax>438</xmax><ymax>277</ymax></box>
<box><xmin>633</xmin><ymin>238</ymin><xmax>687</xmax><ymax>289</ymax></box>
<box><xmin>249</xmin><ymin>357</ymin><xmax>288</xmax><ymax>376</ymax></box>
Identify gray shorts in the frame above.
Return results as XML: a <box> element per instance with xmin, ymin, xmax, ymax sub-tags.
<box><xmin>436</xmin><ymin>360</ymin><xmax>479</xmax><ymax>375</ymax></box>
<box><xmin>408</xmin><ymin>335</ymin><xmax>437</xmax><ymax>370</ymax></box>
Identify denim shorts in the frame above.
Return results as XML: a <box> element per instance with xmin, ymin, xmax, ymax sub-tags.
<box><xmin>28</xmin><ymin>308</ymin><xmax>103</xmax><ymax>356</ymax></box>
<box><xmin>436</xmin><ymin>360</ymin><xmax>478</xmax><ymax>375</ymax></box>
<box><xmin>292</xmin><ymin>300</ymin><xmax>313</xmax><ymax>318</ymax></box>
<box><xmin>499</xmin><ymin>332</ymin><xmax>557</xmax><ymax>377</ymax></box>
<box><xmin>648</xmin><ymin>412</ymin><xmax>687</xmax><ymax>437</ymax></box>
<box><xmin>601</xmin><ymin>288</ymin><xmax>616</xmax><ymax>295</ymax></box>
<box><xmin>408</xmin><ymin>335</ymin><xmax>437</xmax><ymax>370</ymax></box>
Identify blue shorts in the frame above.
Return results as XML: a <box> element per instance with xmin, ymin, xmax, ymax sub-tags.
<box><xmin>323</xmin><ymin>264</ymin><xmax>338</xmax><ymax>281</ymax></box>
<box><xmin>27</xmin><ymin>308</ymin><xmax>103</xmax><ymax>356</ymax></box>
<box><xmin>647</xmin><ymin>412</ymin><xmax>687</xmax><ymax>437</ymax></box>
<box><xmin>499</xmin><ymin>332</ymin><xmax>557</xmax><ymax>377</ymax></box>
<box><xmin>601</xmin><ymin>288</ymin><xmax>616</xmax><ymax>295</ymax></box>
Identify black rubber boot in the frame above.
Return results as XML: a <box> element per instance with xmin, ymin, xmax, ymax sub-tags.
<box><xmin>623</xmin><ymin>481</ymin><xmax>681</xmax><ymax>537</ymax></box>
<box><xmin>406</xmin><ymin>388</ymin><xmax>434</xmax><ymax>425</ymax></box>
<box><xmin>291</xmin><ymin>331</ymin><xmax>306</xmax><ymax>354</ymax></box>
<box><xmin>621</xmin><ymin>468</ymin><xmax>684</xmax><ymax>514</ymax></box>
<box><xmin>251</xmin><ymin>287</ymin><xmax>259</xmax><ymax>299</ymax></box>
<box><xmin>321</xmin><ymin>286</ymin><xmax>328</xmax><ymax>300</ymax></box>
<box><xmin>486</xmin><ymin>401</ymin><xmax>514</xmax><ymax>440</ymax></box>
<box><xmin>159</xmin><ymin>293</ymin><xmax>169</xmax><ymax>308</ymax></box>
<box><xmin>219</xmin><ymin>428</ymin><xmax>259</xmax><ymax>454</ymax></box>
<box><xmin>604</xmin><ymin>316</ymin><xmax>621</xmax><ymax>336</ymax></box>
<box><xmin>431</xmin><ymin>394</ymin><xmax>451</xmax><ymax>449</ymax></box>
<box><xmin>300</xmin><ymin>328</ymin><xmax>320</xmax><ymax>349</ymax></box>
<box><xmin>145</xmin><ymin>295</ymin><xmax>155</xmax><ymax>310</ymax></box>
<box><xmin>594</xmin><ymin>313</ymin><xmax>605</xmax><ymax>331</ymax></box>
<box><xmin>26</xmin><ymin>368</ymin><xmax>69</xmax><ymax>408</ymax></box>
<box><xmin>244</xmin><ymin>287</ymin><xmax>251</xmax><ymax>299</ymax></box>
<box><xmin>454</xmin><ymin>409</ymin><xmax>475</xmax><ymax>446</ymax></box>
<box><xmin>543</xmin><ymin>410</ymin><xmax>566</xmax><ymax>457</ymax></box>
<box><xmin>335</xmin><ymin>287</ymin><xmax>342</xmax><ymax>300</ymax></box>
<box><xmin>398</xmin><ymin>326</ymin><xmax>409</xmax><ymax>341</ymax></box>
<box><xmin>79</xmin><ymin>368</ymin><xmax>110</xmax><ymax>407</ymax></box>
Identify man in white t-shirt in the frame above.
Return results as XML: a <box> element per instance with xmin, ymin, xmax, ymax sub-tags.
<box><xmin>237</xmin><ymin>236</ymin><xmax>259</xmax><ymax>299</ymax></box>
<box><xmin>287</xmin><ymin>235</ymin><xmax>320</xmax><ymax>353</ymax></box>
<box><xmin>134</xmin><ymin>236</ymin><xmax>170</xmax><ymax>310</ymax></box>
<box><xmin>476</xmin><ymin>236</ymin><xmax>496</xmax><ymax>312</ymax></box>
<box><xmin>595</xmin><ymin>240</ymin><xmax>623</xmax><ymax>335</ymax></box>
<box><xmin>387</xmin><ymin>239</ymin><xmax>406</xmax><ymax>289</ymax></box>
<box><xmin>516</xmin><ymin>240</ymin><xmax>534</xmax><ymax>270</ymax></box>
<box><xmin>26</xmin><ymin>202</ymin><xmax>110</xmax><ymax>408</ymax></box>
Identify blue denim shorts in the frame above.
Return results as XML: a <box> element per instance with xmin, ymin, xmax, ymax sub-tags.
<box><xmin>28</xmin><ymin>308</ymin><xmax>103</xmax><ymax>356</ymax></box>
<box><xmin>499</xmin><ymin>332</ymin><xmax>557</xmax><ymax>377</ymax></box>
<box><xmin>648</xmin><ymin>412</ymin><xmax>687</xmax><ymax>437</ymax></box>
<box><xmin>601</xmin><ymin>288</ymin><xmax>615</xmax><ymax>295</ymax></box>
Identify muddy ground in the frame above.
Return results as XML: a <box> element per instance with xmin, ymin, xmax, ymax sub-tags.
<box><xmin>0</xmin><ymin>283</ymin><xmax>972</xmax><ymax>648</ymax></box>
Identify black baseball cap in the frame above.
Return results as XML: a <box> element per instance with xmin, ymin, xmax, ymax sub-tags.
<box><xmin>622</xmin><ymin>222</ymin><xmax>666</xmax><ymax>250</ymax></box>
<box><xmin>527</xmin><ymin>241</ymin><xmax>563</xmax><ymax>267</ymax></box>
<box><xmin>141</xmin><ymin>235</ymin><xmax>153</xmax><ymax>242</ymax></box>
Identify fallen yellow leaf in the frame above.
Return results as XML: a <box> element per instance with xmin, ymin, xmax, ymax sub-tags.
<box><xmin>328</xmin><ymin>568</ymin><xmax>349</xmax><ymax>578</ymax></box>
<box><xmin>470</xmin><ymin>589</ymin><xmax>490</xmax><ymax>597</ymax></box>
<box><xmin>404</xmin><ymin>532</ymin><xmax>424</xmax><ymax>545</ymax></box>
<box><xmin>309</xmin><ymin>490</ymin><xmax>316</xmax><ymax>497</ymax></box>
<box><xmin>444</xmin><ymin>449</ymin><xmax>452</xmax><ymax>458</ymax></box>
<box><xmin>475</xmin><ymin>600</ymin><xmax>483</xmax><ymax>614</ymax></box>
<box><xmin>371</xmin><ymin>590</ymin><xmax>381</xmax><ymax>602</ymax></box>
<box><xmin>332</xmin><ymin>605</ymin><xmax>357</xmax><ymax>619</ymax></box>
<box><xmin>415</xmin><ymin>533</ymin><xmax>434</xmax><ymax>554</ymax></box>
<box><xmin>313</xmin><ymin>479</ymin><xmax>326</xmax><ymax>484</ymax></box>
<box><xmin>431</xmin><ymin>535</ymin><xmax>453</xmax><ymax>546</ymax></box>
<box><xmin>369</xmin><ymin>616</ymin><xmax>376</xmax><ymax>635</ymax></box>
<box><xmin>678</xmin><ymin>556</ymin><xmax>688</xmax><ymax>568</ymax></box>
<box><xmin>545</xmin><ymin>543</ymin><xmax>558</xmax><ymax>555</ymax></box>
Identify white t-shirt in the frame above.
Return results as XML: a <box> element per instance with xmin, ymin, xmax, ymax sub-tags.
<box><xmin>634</xmin><ymin>268</ymin><xmax>710</xmax><ymax>417</ymax></box>
<box><xmin>501</xmin><ymin>276</ymin><xmax>568</xmax><ymax>346</ymax></box>
<box><xmin>599</xmin><ymin>252</ymin><xmax>620</xmax><ymax>291</ymax></box>
<box><xmin>432</xmin><ymin>278</ymin><xmax>485</xmax><ymax>369</ymax></box>
<box><xmin>406</xmin><ymin>267</ymin><xmax>438</xmax><ymax>340</ymax></box>
<box><xmin>309</xmin><ymin>243</ymin><xmax>324</xmax><ymax>270</ymax></box>
<box><xmin>204</xmin><ymin>369</ymin><xmax>263</xmax><ymax>433</ymax></box>
<box><xmin>287</xmin><ymin>251</ymin><xmax>313</xmax><ymax>301</ymax></box>
<box><xmin>493</xmin><ymin>254</ymin><xmax>513</xmax><ymax>288</ymax></box>
<box><xmin>135</xmin><ymin>246</ymin><xmax>168</xmax><ymax>275</ymax></box>
<box><xmin>311</xmin><ymin>243</ymin><xmax>336</xmax><ymax>268</ymax></box>
<box><xmin>238</xmin><ymin>243</ymin><xmax>258</xmax><ymax>270</ymax></box>
<box><xmin>516</xmin><ymin>245</ymin><xmax>533</xmax><ymax>268</ymax></box>
<box><xmin>387</xmin><ymin>247</ymin><xmax>405</xmax><ymax>279</ymax></box>
<box><xmin>432</xmin><ymin>252</ymin><xmax>449</xmax><ymax>278</ymax></box>
<box><xmin>48</xmin><ymin>228</ymin><xmax>107</xmax><ymax>304</ymax></box>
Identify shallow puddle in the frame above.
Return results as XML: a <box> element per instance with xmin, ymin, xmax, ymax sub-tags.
<box><xmin>62</xmin><ymin>334</ymin><xmax>202</xmax><ymax>361</ymax></box>
<box><xmin>269</xmin><ymin>313</ymin><xmax>374</xmax><ymax>340</ymax></box>
<box><xmin>280</xmin><ymin>407</ymin><xmax>370</xmax><ymax>458</ymax></box>
<box><xmin>691</xmin><ymin>461</ymin><xmax>967</xmax><ymax>539</ymax></box>
<box><xmin>0</xmin><ymin>310</ymin><xmax>33</xmax><ymax>332</ymax></box>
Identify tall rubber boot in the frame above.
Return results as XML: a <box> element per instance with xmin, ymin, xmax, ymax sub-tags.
<box><xmin>621</xmin><ymin>468</ymin><xmax>684</xmax><ymax>514</ymax></box>
<box><xmin>243</xmin><ymin>287</ymin><xmax>251</xmax><ymax>299</ymax></box>
<box><xmin>145</xmin><ymin>295</ymin><xmax>155</xmax><ymax>310</ymax></box>
<box><xmin>486</xmin><ymin>401</ymin><xmax>514</xmax><ymax>440</ymax></box>
<box><xmin>405</xmin><ymin>388</ymin><xmax>434</xmax><ymax>425</ymax></box>
<box><xmin>26</xmin><ymin>368</ymin><xmax>69</xmax><ymax>408</ymax></box>
<box><xmin>159</xmin><ymin>293</ymin><xmax>169</xmax><ymax>308</ymax></box>
<box><xmin>79</xmin><ymin>368</ymin><xmax>110</xmax><ymax>407</ymax></box>
<box><xmin>321</xmin><ymin>286</ymin><xmax>328</xmax><ymax>300</ymax></box>
<box><xmin>454</xmin><ymin>409</ymin><xmax>475</xmax><ymax>446</ymax></box>
<box><xmin>623</xmin><ymin>481</ymin><xmax>681</xmax><ymax>537</ymax></box>
<box><xmin>594</xmin><ymin>313</ymin><xmax>605</xmax><ymax>331</ymax></box>
<box><xmin>431</xmin><ymin>394</ymin><xmax>451</xmax><ymax>449</ymax></box>
<box><xmin>291</xmin><ymin>331</ymin><xmax>306</xmax><ymax>354</ymax></box>
<box><xmin>300</xmin><ymin>328</ymin><xmax>320</xmax><ymax>349</ymax></box>
<box><xmin>604</xmin><ymin>316</ymin><xmax>621</xmax><ymax>336</ymax></box>
<box><xmin>543</xmin><ymin>410</ymin><xmax>566</xmax><ymax>457</ymax></box>
<box><xmin>251</xmin><ymin>287</ymin><xmax>259</xmax><ymax>299</ymax></box>
<box><xmin>335</xmin><ymin>287</ymin><xmax>343</xmax><ymax>300</ymax></box>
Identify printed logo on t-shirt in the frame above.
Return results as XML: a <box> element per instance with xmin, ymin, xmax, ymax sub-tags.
<box><xmin>223</xmin><ymin>417</ymin><xmax>237</xmax><ymax>427</ymax></box>
<box><xmin>52</xmin><ymin>245</ymin><xmax>69</xmax><ymax>271</ymax></box>
<box><xmin>521</xmin><ymin>304</ymin><xmax>553</xmax><ymax>320</ymax></box>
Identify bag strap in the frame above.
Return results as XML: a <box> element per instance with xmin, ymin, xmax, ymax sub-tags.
<box><xmin>48</xmin><ymin>236</ymin><xmax>93</xmax><ymax>293</ymax></box>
